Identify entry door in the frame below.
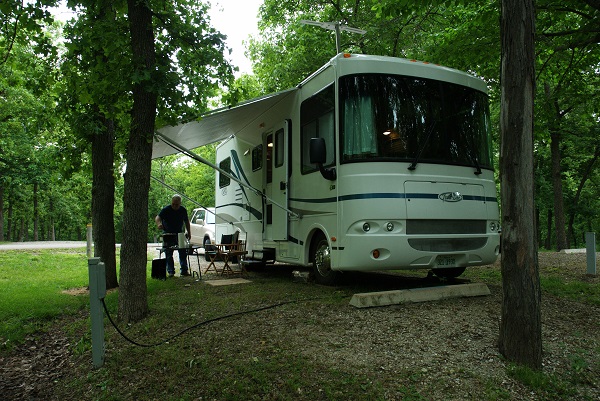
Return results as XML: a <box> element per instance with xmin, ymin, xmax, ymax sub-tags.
<box><xmin>266</xmin><ymin>121</ymin><xmax>289</xmax><ymax>241</ymax></box>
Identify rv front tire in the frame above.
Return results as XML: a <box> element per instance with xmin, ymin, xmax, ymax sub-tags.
<box><xmin>312</xmin><ymin>235</ymin><xmax>338</xmax><ymax>285</ymax></box>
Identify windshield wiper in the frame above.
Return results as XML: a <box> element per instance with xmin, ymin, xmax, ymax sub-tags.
<box><xmin>407</xmin><ymin>121</ymin><xmax>436</xmax><ymax>171</ymax></box>
<box><xmin>471</xmin><ymin>155</ymin><xmax>482</xmax><ymax>175</ymax></box>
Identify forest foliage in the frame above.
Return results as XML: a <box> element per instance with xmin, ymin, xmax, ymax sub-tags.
<box><xmin>0</xmin><ymin>0</ymin><xmax>598</xmax><ymax>249</ymax></box>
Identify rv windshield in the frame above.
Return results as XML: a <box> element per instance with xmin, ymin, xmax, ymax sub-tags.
<box><xmin>339</xmin><ymin>74</ymin><xmax>493</xmax><ymax>170</ymax></box>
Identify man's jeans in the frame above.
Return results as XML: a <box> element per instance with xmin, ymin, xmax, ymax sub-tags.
<box><xmin>164</xmin><ymin>240</ymin><xmax>188</xmax><ymax>275</ymax></box>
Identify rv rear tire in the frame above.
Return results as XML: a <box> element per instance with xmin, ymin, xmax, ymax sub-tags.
<box><xmin>311</xmin><ymin>235</ymin><xmax>338</xmax><ymax>285</ymax></box>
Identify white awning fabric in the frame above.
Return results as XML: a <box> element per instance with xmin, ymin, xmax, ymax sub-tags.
<box><xmin>152</xmin><ymin>88</ymin><xmax>298</xmax><ymax>159</ymax></box>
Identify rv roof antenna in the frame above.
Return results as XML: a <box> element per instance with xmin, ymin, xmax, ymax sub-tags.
<box><xmin>300</xmin><ymin>20</ymin><xmax>366</xmax><ymax>54</ymax></box>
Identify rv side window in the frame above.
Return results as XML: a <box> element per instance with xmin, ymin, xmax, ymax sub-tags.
<box><xmin>301</xmin><ymin>84</ymin><xmax>335</xmax><ymax>174</ymax></box>
<box><xmin>266</xmin><ymin>134</ymin><xmax>273</xmax><ymax>183</ymax></box>
<box><xmin>219</xmin><ymin>157</ymin><xmax>231</xmax><ymax>188</ymax></box>
<box><xmin>252</xmin><ymin>145</ymin><xmax>262</xmax><ymax>171</ymax></box>
<box><xmin>275</xmin><ymin>128</ymin><xmax>284</xmax><ymax>167</ymax></box>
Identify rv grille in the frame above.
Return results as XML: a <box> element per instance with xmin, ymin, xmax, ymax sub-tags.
<box><xmin>408</xmin><ymin>238</ymin><xmax>488</xmax><ymax>252</ymax></box>
<box><xmin>406</xmin><ymin>220</ymin><xmax>486</xmax><ymax>234</ymax></box>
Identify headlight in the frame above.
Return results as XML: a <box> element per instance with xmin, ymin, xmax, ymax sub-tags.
<box><xmin>362</xmin><ymin>222</ymin><xmax>371</xmax><ymax>232</ymax></box>
<box><xmin>386</xmin><ymin>222</ymin><xmax>394</xmax><ymax>232</ymax></box>
<box><xmin>489</xmin><ymin>221</ymin><xmax>498</xmax><ymax>232</ymax></box>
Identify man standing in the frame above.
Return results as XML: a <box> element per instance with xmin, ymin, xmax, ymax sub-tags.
<box><xmin>155</xmin><ymin>194</ymin><xmax>191</xmax><ymax>277</ymax></box>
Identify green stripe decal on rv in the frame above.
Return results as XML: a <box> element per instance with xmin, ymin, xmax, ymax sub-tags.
<box><xmin>290</xmin><ymin>193</ymin><xmax>497</xmax><ymax>203</ymax></box>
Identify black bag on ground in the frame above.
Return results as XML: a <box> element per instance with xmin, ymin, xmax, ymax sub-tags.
<box><xmin>151</xmin><ymin>258</ymin><xmax>167</xmax><ymax>280</ymax></box>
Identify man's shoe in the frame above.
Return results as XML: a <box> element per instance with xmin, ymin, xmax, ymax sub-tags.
<box><xmin>181</xmin><ymin>271</ymin><xmax>191</xmax><ymax>277</ymax></box>
<box><xmin>168</xmin><ymin>273</ymin><xmax>175</xmax><ymax>278</ymax></box>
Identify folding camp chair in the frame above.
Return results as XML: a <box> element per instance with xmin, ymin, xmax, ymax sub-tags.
<box><xmin>218</xmin><ymin>232</ymin><xmax>248</xmax><ymax>275</ymax></box>
<box><xmin>203</xmin><ymin>233</ymin><xmax>232</xmax><ymax>274</ymax></box>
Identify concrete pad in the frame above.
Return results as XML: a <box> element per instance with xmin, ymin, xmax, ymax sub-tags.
<box><xmin>560</xmin><ymin>248</ymin><xmax>586</xmax><ymax>254</ymax></box>
<box><xmin>349</xmin><ymin>282</ymin><xmax>490</xmax><ymax>308</ymax></box>
<box><xmin>205</xmin><ymin>278</ymin><xmax>251</xmax><ymax>286</ymax></box>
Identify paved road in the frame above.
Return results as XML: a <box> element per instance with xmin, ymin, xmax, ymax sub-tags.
<box><xmin>0</xmin><ymin>241</ymin><xmax>206</xmax><ymax>255</ymax></box>
<box><xmin>0</xmin><ymin>241</ymin><xmax>91</xmax><ymax>250</ymax></box>
<box><xmin>0</xmin><ymin>241</ymin><xmax>168</xmax><ymax>251</ymax></box>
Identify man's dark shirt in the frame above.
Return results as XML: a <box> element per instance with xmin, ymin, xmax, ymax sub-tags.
<box><xmin>158</xmin><ymin>205</ymin><xmax>189</xmax><ymax>233</ymax></box>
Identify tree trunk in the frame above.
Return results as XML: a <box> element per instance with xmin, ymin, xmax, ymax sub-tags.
<box><xmin>498</xmin><ymin>0</ymin><xmax>542</xmax><ymax>370</ymax></box>
<box><xmin>49</xmin><ymin>197</ymin><xmax>55</xmax><ymax>241</ymax></box>
<box><xmin>92</xmin><ymin>114</ymin><xmax>119</xmax><ymax>289</ymax></box>
<box><xmin>7</xmin><ymin>202</ymin><xmax>12</xmax><ymax>241</ymax></box>
<box><xmin>535</xmin><ymin>208</ymin><xmax>540</xmax><ymax>247</ymax></box>
<box><xmin>118</xmin><ymin>0</ymin><xmax>157</xmax><ymax>323</ymax></box>
<box><xmin>19</xmin><ymin>218</ymin><xmax>25</xmax><ymax>241</ymax></box>
<box><xmin>549</xmin><ymin>130</ymin><xmax>568</xmax><ymax>250</ymax></box>
<box><xmin>33</xmin><ymin>182</ymin><xmax>39</xmax><ymax>241</ymax></box>
<box><xmin>545</xmin><ymin>208</ymin><xmax>552</xmax><ymax>249</ymax></box>
<box><xmin>567</xmin><ymin>145</ymin><xmax>600</xmax><ymax>248</ymax></box>
<box><xmin>0</xmin><ymin>183</ymin><xmax>4</xmax><ymax>241</ymax></box>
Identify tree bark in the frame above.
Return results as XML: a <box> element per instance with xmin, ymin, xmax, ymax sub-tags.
<box><xmin>567</xmin><ymin>145</ymin><xmax>600</xmax><ymax>248</ymax></box>
<box><xmin>0</xmin><ymin>184</ymin><xmax>4</xmax><ymax>241</ymax></box>
<box><xmin>92</xmin><ymin>114</ymin><xmax>119</xmax><ymax>289</ymax></box>
<box><xmin>7</xmin><ymin>201</ymin><xmax>12</xmax><ymax>241</ymax></box>
<box><xmin>118</xmin><ymin>0</ymin><xmax>157</xmax><ymax>322</ymax></box>
<box><xmin>33</xmin><ymin>182</ymin><xmax>39</xmax><ymax>241</ymax></box>
<box><xmin>545</xmin><ymin>209</ymin><xmax>552</xmax><ymax>250</ymax></box>
<box><xmin>498</xmin><ymin>0</ymin><xmax>542</xmax><ymax>369</ymax></box>
<box><xmin>544</xmin><ymin>80</ymin><xmax>569</xmax><ymax>251</ymax></box>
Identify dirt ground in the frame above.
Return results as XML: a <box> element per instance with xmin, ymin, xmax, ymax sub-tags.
<box><xmin>1</xmin><ymin>251</ymin><xmax>598</xmax><ymax>400</ymax></box>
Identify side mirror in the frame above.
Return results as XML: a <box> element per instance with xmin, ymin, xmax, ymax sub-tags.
<box><xmin>310</xmin><ymin>137</ymin><xmax>327</xmax><ymax>164</ymax></box>
<box><xmin>196</xmin><ymin>219</ymin><xmax>205</xmax><ymax>225</ymax></box>
<box><xmin>309</xmin><ymin>138</ymin><xmax>336</xmax><ymax>181</ymax></box>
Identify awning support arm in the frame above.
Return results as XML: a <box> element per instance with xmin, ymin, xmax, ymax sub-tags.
<box><xmin>153</xmin><ymin>131</ymin><xmax>301</xmax><ymax>219</ymax></box>
<box><xmin>149</xmin><ymin>175</ymin><xmax>234</xmax><ymax>225</ymax></box>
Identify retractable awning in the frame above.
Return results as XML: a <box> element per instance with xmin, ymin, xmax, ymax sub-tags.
<box><xmin>152</xmin><ymin>87</ymin><xmax>298</xmax><ymax>159</ymax></box>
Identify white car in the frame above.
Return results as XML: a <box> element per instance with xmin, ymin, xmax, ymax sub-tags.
<box><xmin>189</xmin><ymin>207</ymin><xmax>215</xmax><ymax>249</ymax></box>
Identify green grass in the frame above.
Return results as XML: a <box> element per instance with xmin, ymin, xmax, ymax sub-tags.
<box><xmin>0</xmin><ymin>249</ymin><xmax>91</xmax><ymax>349</ymax></box>
<box><xmin>541</xmin><ymin>276</ymin><xmax>600</xmax><ymax>305</ymax></box>
<box><xmin>506</xmin><ymin>364</ymin><xmax>577</xmax><ymax>399</ymax></box>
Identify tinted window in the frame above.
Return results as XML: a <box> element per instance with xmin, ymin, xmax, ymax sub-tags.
<box><xmin>219</xmin><ymin>157</ymin><xmax>231</xmax><ymax>188</ymax></box>
<box><xmin>275</xmin><ymin>128</ymin><xmax>284</xmax><ymax>168</ymax></box>
<box><xmin>266</xmin><ymin>134</ymin><xmax>273</xmax><ymax>183</ymax></box>
<box><xmin>339</xmin><ymin>74</ymin><xmax>493</xmax><ymax>169</ymax></box>
<box><xmin>252</xmin><ymin>145</ymin><xmax>262</xmax><ymax>171</ymax></box>
<box><xmin>301</xmin><ymin>85</ymin><xmax>336</xmax><ymax>174</ymax></box>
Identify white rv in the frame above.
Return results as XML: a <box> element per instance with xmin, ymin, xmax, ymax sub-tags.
<box><xmin>153</xmin><ymin>53</ymin><xmax>501</xmax><ymax>284</ymax></box>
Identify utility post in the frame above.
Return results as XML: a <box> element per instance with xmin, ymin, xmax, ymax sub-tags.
<box><xmin>88</xmin><ymin>257</ymin><xmax>106</xmax><ymax>368</ymax></box>
<box><xmin>586</xmin><ymin>232</ymin><xmax>597</xmax><ymax>276</ymax></box>
<box><xmin>86</xmin><ymin>223</ymin><xmax>93</xmax><ymax>258</ymax></box>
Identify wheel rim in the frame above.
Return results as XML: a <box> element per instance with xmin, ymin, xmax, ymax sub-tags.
<box><xmin>314</xmin><ymin>240</ymin><xmax>332</xmax><ymax>277</ymax></box>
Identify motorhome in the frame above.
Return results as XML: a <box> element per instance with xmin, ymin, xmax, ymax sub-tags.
<box><xmin>153</xmin><ymin>53</ymin><xmax>501</xmax><ymax>284</ymax></box>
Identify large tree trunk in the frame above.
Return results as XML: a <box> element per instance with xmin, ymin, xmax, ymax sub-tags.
<box><xmin>118</xmin><ymin>0</ymin><xmax>157</xmax><ymax>323</ymax></box>
<box><xmin>549</xmin><ymin>126</ymin><xmax>568</xmax><ymax>251</ymax></box>
<box><xmin>0</xmin><ymin>183</ymin><xmax>4</xmax><ymax>241</ymax></box>
<box><xmin>92</xmin><ymin>114</ymin><xmax>119</xmax><ymax>289</ymax></box>
<box><xmin>543</xmin><ymin>82</ymin><xmax>569</xmax><ymax>250</ymax></box>
<box><xmin>498</xmin><ymin>0</ymin><xmax>542</xmax><ymax>369</ymax></box>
